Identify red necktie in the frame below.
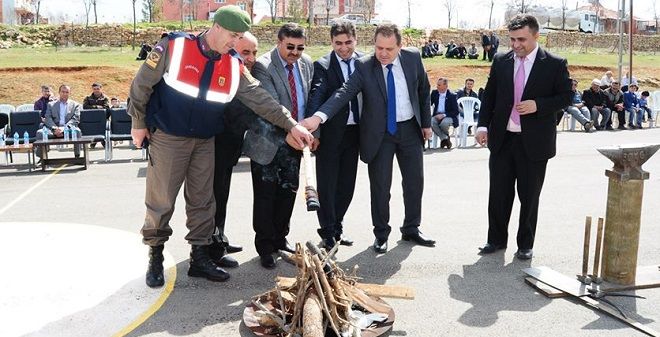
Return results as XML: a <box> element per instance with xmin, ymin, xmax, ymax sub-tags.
<box><xmin>286</xmin><ymin>64</ymin><xmax>298</xmax><ymax>121</ymax></box>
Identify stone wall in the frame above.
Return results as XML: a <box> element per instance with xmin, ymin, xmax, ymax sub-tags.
<box><xmin>546</xmin><ymin>31</ymin><xmax>660</xmax><ymax>52</ymax></box>
<box><xmin>1</xmin><ymin>24</ymin><xmax>659</xmax><ymax>51</ymax></box>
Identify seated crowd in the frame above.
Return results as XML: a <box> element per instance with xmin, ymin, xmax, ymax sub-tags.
<box><xmin>3</xmin><ymin>83</ymin><xmax>126</xmax><ymax>159</ymax></box>
<box><xmin>566</xmin><ymin>69</ymin><xmax>654</xmax><ymax>132</ymax></box>
<box><xmin>423</xmin><ymin>31</ymin><xmax>500</xmax><ymax>61</ymax></box>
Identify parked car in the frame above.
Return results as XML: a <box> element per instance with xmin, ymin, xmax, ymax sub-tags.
<box><xmin>330</xmin><ymin>14</ymin><xmax>367</xmax><ymax>25</ymax></box>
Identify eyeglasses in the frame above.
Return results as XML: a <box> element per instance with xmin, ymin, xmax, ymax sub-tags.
<box><xmin>286</xmin><ymin>44</ymin><xmax>305</xmax><ymax>51</ymax></box>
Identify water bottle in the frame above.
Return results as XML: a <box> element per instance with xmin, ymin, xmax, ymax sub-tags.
<box><xmin>63</xmin><ymin>126</ymin><xmax>70</xmax><ymax>141</ymax></box>
<box><xmin>71</xmin><ymin>127</ymin><xmax>78</xmax><ymax>141</ymax></box>
<box><xmin>23</xmin><ymin>131</ymin><xmax>29</xmax><ymax>146</ymax></box>
<box><xmin>13</xmin><ymin>132</ymin><xmax>19</xmax><ymax>148</ymax></box>
<box><xmin>41</xmin><ymin>126</ymin><xmax>48</xmax><ymax>142</ymax></box>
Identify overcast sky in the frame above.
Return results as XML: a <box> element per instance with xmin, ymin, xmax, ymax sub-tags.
<box><xmin>39</xmin><ymin>0</ymin><xmax>657</xmax><ymax>27</ymax></box>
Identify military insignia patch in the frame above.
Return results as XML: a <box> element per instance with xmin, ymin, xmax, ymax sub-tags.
<box><xmin>145</xmin><ymin>51</ymin><xmax>161</xmax><ymax>69</ymax></box>
<box><xmin>218</xmin><ymin>76</ymin><xmax>226</xmax><ymax>87</ymax></box>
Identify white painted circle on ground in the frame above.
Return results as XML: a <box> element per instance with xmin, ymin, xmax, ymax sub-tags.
<box><xmin>0</xmin><ymin>222</ymin><xmax>175</xmax><ymax>337</ymax></box>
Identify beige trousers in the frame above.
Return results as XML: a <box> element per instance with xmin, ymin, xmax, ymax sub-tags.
<box><xmin>141</xmin><ymin>129</ymin><xmax>216</xmax><ymax>246</ymax></box>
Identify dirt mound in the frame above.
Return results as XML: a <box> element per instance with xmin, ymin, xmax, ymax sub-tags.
<box><xmin>0</xmin><ymin>66</ymin><xmax>136</xmax><ymax>105</ymax></box>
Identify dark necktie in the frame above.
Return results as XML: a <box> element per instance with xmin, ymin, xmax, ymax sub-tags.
<box><xmin>286</xmin><ymin>64</ymin><xmax>298</xmax><ymax>121</ymax></box>
<box><xmin>386</xmin><ymin>64</ymin><xmax>397</xmax><ymax>135</ymax></box>
<box><xmin>342</xmin><ymin>59</ymin><xmax>360</xmax><ymax>124</ymax></box>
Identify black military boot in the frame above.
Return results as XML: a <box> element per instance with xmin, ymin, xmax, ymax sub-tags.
<box><xmin>188</xmin><ymin>245</ymin><xmax>230</xmax><ymax>282</ymax></box>
<box><xmin>146</xmin><ymin>245</ymin><xmax>165</xmax><ymax>288</ymax></box>
<box><xmin>208</xmin><ymin>241</ymin><xmax>239</xmax><ymax>268</ymax></box>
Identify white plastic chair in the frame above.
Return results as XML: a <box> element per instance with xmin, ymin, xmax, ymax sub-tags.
<box><xmin>15</xmin><ymin>104</ymin><xmax>35</xmax><ymax>112</ymax></box>
<box><xmin>0</xmin><ymin>104</ymin><xmax>15</xmax><ymax>114</ymax></box>
<box><xmin>456</xmin><ymin>97</ymin><xmax>480</xmax><ymax>148</ymax></box>
<box><xmin>650</xmin><ymin>90</ymin><xmax>660</xmax><ymax>128</ymax></box>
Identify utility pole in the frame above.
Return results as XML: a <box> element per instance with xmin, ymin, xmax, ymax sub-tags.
<box><xmin>617</xmin><ymin>0</ymin><xmax>624</xmax><ymax>84</ymax></box>
<box><xmin>629</xmin><ymin>0</ymin><xmax>633</xmax><ymax>82</ymax></box>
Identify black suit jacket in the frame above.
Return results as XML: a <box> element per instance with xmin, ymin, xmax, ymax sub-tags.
<box><xmin>306</xmin><ymin>50</ymin><xmax>364</xmax><ymax>150</ymax></box>
<box><xmin>478</xmin><ymin>47</ymin><xmax>572</xmax><ymax>161</ymax></box>
<box><xmin>430</xmin><ymin>89</ymin><xmax>459</xmax><ymax>127</ymax></box>
<box><xmin>316</xmin><ymin>47</ymin><xmax>431</xmax><ymax>164</ymax></box>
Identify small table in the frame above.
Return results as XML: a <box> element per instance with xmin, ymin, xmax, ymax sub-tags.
<box><xmin>33</xmin><ymin>137</ymin><xmax>95</xmax><ymax>171</ymax></box>
<box><xmin>0</xmin><ymin>143</ymin><xmax>36</xmax><ymax>172</ymax></box>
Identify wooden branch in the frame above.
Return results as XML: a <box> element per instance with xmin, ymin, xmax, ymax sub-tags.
<box><xmin>302</xmin><ymin>293</ymin><xmax>323</xmax><ymax>337</ymax></box>
<box><xmin>277</xmin><ymin>277</ymin><xmax>415</xmax><ymax>299</ymax></box>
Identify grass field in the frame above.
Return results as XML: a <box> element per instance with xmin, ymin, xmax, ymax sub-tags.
<box><xmin>1</xmin><ymin>44</ymin><xmax>658</xmax><ymax>105</ymax></box>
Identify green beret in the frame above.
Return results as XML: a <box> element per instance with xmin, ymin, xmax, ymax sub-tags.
<box><xmin>213</xmin><ymin>6</ymin><xmax>251</xmax><ymax>33</ymax></box>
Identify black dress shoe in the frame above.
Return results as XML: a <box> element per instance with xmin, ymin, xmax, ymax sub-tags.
<box><xmin>321</xmin><ymin>237</ymin><xmax>337</xmax><ymax>250</ymax></box>
<box><xmin>260</xmin><ymin>254</ymin><xmax>276</xmax><ymax>269</ymax></box>
<box><xmin>225</xmin><ymin>243</ymin><xmax>243</xmax><ymax>254</ymax></box>
<box><xmin>335</xmin><ymin>234</ymin><xmax>354</xmax><ymax>246</ymax></box>
<box><xmin>373</xmin><ymin>239</ymin><xmax>388</xmax><ymax>254</ymax></box>
<box><xmin>478</xmin><ymin>243</ymin><xmax>507</xmax><ymax>254</ymax></box>
<box><xmin>215</xmin><ymin>255</ymin><xmax>239</xmax><ymax>268</ymax></box>
<box><xmin>279</xmin><ymin>241</ymin><xmax>295</xmax><ymax>254</ymax></box>
<box><xmin>515</xmin><ymin>249</ymin><xmax>533</xmax><ymax>260</ymax></box>
<box><xmin>401</xmin><ymin>232</ymin><xmax>436</xmax><ymax>247</ymax></box>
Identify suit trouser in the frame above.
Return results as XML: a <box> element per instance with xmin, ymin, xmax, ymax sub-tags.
<box><xmin>250</xmin><ymin>144</ymin><xmax>301</xmax><ymax>256</ymax></box>
<box><xmin>212</xmin><ymin>130</ymin><xmax>244</xmax><ymax>249</ymax></box>
<box><xmin>316</xmin><ymin>125</ymin><xmax>359</xmax><ymax>240</ymax></box>
<box><xmin>487</xmin><ymin>132</ymin><xmax>548</xmax><ymax>250</ymax></box>
<box><xmin>368</xmin><ymin>119</ymin><xmax>424</xmax><ymax>241</ymax></box>
<box><xmin>431</xmin><ymin>116</ymin><xmax>454</xmax><ymax>140</ymax></box>
<box><xmin>606</xmin><ymin>108</ymin><xmax>626</xmax><ymax>128</ymax></box>
<box><xmin>590</xmin><ymin>107</ymin><xmax>611</xmax><ymax>128</ymax></box>
<box><xmin>141</xmin><ymin>129</ymin><xmax>216</xmax><ymax>247</ymax></box>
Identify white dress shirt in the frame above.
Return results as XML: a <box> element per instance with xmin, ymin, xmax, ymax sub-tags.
<box><xmin>336</xmin><ymin>52</ymin><xmax>361</xmax><ymax>125</ymax></box>
<box><xmin>381</xmin><ymin>56</ymin><xmax>415</xmax><ymax>122</ymax></box>
<box><xmin>58</xmin><ymin>101</ymin><xmax>68</xmax><ymax>127</ymax></box>
<box><xmin>436</xmin><ymin>91</ymin><xmax>447</xmax><ymax>113</ymax></box>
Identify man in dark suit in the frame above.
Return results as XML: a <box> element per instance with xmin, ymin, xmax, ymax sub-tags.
<box><xmin>303</xmin><ymin>24</ymin><xmax>436</xmax><ymax>254</ymax></box>
<box><xmin>306</xmin><ymin>20</ymin><xmax>364</xmax><ymax>250</ymax></box>
<box><xmin>430</xmin><ymin>77</ymin><xmax>459</xmax><ymax>149</ymax></box>
<box><xmin>209</xmin><ymin>32</ymin><xmax>260</xmax><ymax>270</ymax></box>
<box><xmin>476</xmin><ymin>15</ymin><xmax>572</xmax><ymax>260</ymax></box>
<box><xmin>250</xmin><ymin>23</ymin><xmax>314</xmax><ymax>268</ymax></box>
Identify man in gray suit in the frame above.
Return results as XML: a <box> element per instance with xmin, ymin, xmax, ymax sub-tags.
<box><xmin>37</xmin><ymin>84</ymin><xmax>82</xmax><ymax>158</ymax></box>
<box><xmin>303</xmin><ymin>24</ymin><xmax>436</xmax><ymax>254</ymax></box>
<box><xmin>249</xmin><ymin>23</ymin><xmax>314</xmax><ymax>269</ymax></box>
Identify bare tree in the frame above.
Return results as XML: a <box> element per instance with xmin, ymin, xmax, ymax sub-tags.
<box><xmin>654</xmin><ymin>0</ymin><xmax>658</xmax><ymax>35</ymax></box>
<box><xmin>488</xmin><ymin>0</ymin><xmax>495</xmax><ymax>29</ymax></box>
<box><xmin>509</xmin><ymin>0</ymin><xmax>533</xmax><ymax>14</ymax></box>
<box><xmin>265</xmin><ymin>0</ymin><xmax>278</xmax><ymax>23</ymax></box>
<box><xmin>288</xmin><ymin>0</ymin><xmax>303</xmax><ymax>21</ymax></box>
<box><xmin>142</xmin><ymin>0</ymin><xmax>157</xmax><ymax>22</ymax></box>
<box><xmin>407</xmin><ymin>0</ymin><xmax>412</xmax><ymax>28</ymax></box>
<box><xmin>29</xmin><ymin>0</ymin><xmax>42</xmax><ymax>24</ymax></box>
<box><xmin>444</xmin><ymin>0</ymin><xmax>455</xmax><ymax>28</ymax></box>
<box><xmin>561</xmin><ymin>0</ymin><xmax>568</xmax><ymax>30</ymax></box>
<box><xmin>82</xmin><ymin>0</ymin><xmax>92</xmax><ymax>27</ymax></box>
<box><xmin>132</xmin><ymin>0</ymin><xmax>137</xmax><ymax>50</ymax></box>
<box><xmin>353</xmin><ymin>0</ymin><xmax>375</xmax><ymax>22</ymax></box>
<box><xmin>325</xmin><ymin>0</ymin><xmax>333</xmax><ymax>25</ymax></box>
<box><xmin>92</xmin><ymin>0</ymin><xmax>98</xmax><ymax>24</ymax></box>
<box><xmin>245</xmin><ymin>0</ymin><xmax>255</xmax><ymax>24</ymax></box>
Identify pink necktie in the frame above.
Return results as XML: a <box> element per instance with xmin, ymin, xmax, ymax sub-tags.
<box><xmin>511</xmin><ymin>56</ymin><xmax>526</xmax><ymax>125</ymax></box>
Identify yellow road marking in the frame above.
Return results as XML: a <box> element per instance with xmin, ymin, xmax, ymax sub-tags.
<box><xmin>0</xmin><ymin>164</ymin><xmax>67</xmax><ymax>216</ymax></box>
<box><xmin>111</xmin><ymin>266</ymin><xmax>177</xmax><ymax>337</ymax></box>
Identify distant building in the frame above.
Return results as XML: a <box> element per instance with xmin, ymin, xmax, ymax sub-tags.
<box><xmin>162</xmin><ymin>0</ymin><xmax>255</xmax><ymax>22</ymax></box>
<box><xmin>1</xmin><ymin>0</ymin><xmax>39</xmax><ymax>25</ymax></box>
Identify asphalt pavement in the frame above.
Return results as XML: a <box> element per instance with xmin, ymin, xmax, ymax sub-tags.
<box><xmin>1</xmin><ymin>127</ymin><xmax>658</xmax><ymax>337</ymax></box>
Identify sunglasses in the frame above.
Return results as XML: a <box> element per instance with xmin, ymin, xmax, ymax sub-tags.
<box><xmin>286</xmin><ymin>44</ymin><xmax>305</xmax><ymax>51</ymax></box>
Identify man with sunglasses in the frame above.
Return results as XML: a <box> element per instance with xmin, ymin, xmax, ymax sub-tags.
<box><xmin>250</xmin><ymin>23</ymin><xmax>314</xmax><ymax>269</ymax></box>
<box><xmin>128</xmin><ymin>7</ymin><xmax>313</xmax><ymax>288</ymax></box>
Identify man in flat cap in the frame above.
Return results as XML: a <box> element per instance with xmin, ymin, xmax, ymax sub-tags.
<box><xmin>128</xmin><ymin>5</ymin><xmax>314</xmax><ymax>288</ymax></box>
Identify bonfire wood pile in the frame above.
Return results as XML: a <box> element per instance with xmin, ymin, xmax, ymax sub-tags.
<box><xmin>249</xmin><ymin>242</ymin><xmax>398</xmax><ymax>337</ymax></box>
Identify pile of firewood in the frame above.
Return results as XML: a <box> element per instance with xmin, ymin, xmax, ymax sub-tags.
<box><xmin>245</xmin><ymin>242</ymin><xmax>400</xmax><ymax>337</ymax></box>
